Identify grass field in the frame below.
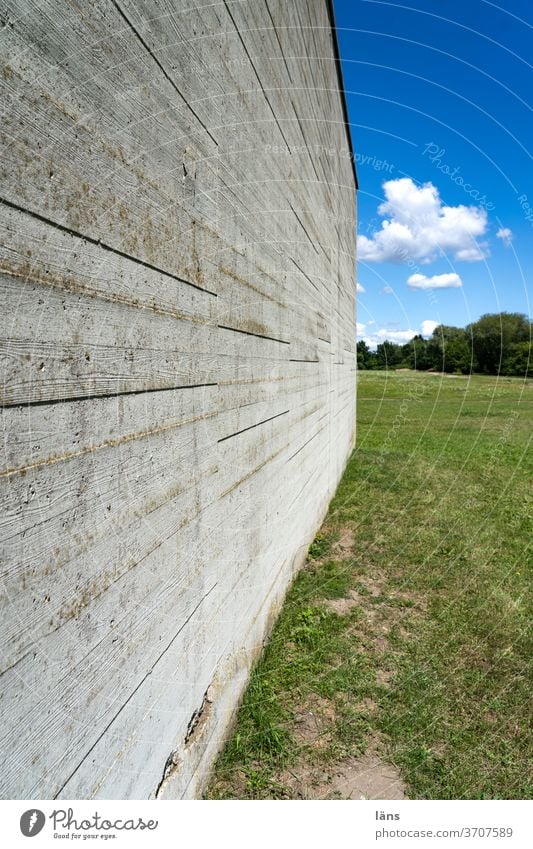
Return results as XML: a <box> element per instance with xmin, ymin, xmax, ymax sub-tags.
<box><xmin>207</xmin><ymin>371</ymin><xmax>532</xmax><ymax>800</ymax></box>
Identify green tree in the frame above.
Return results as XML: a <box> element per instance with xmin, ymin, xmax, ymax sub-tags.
<box><xmin>404</xmin><ymin>335</ymin><xmax>431</xmax><ymax>370</ymax></box>
<box><xmin>356</xmin><ymin>340</ymin><xmax>370</xmax><ymax>369</ymax></box>
<box><xmin>376</xmin><ymin>340</ymin><xmax>403</xmax><ymax>369</ymax></box>
<box><xmin>467</xmin><ymin>312</ymin><xmax>530</xmax><ymax>374</ymax></box>
<box><xmin>361</xmin><ymin>313</ymin><xmax>531</xmax><ymax>375</ymax></box>
<box><xmin>501</xmin><ymin>341</ymin><xmax>531</xmax><ymax>376</ymax></box>
<box><xmin>427</xmin><ymin>325</ymin><xmax>473</xmax><ymax>373</ymax></box>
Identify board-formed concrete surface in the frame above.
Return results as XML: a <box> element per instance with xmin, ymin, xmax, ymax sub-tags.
<box><xmin>0</xmin><ymin>0</ymin><xmax>357</xmax><ymax>798</ymax></box>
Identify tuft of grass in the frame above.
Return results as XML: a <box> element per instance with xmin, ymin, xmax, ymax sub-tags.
<box><xmin>307</xmin><ymin>531</ymin><xmax>332</xmax><ymax>560</ymax></box>
<box><xmin>207</xmin><ymin>372</ymin><xmax>532</xmax><ymax>800</ymax></box>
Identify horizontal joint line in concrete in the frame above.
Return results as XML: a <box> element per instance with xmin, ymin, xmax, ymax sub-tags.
<box><xmin>223</xmin><ymin>0</ymin><xmax>292</xmax><ymax>154</ymax></box>
<box><xmin>290</xmin><ymin>257</ymin><xmax>320</xmax><ymax>292</ymax></box>
<box><xmin>217</xmin><ymin>324</ymin><xmax>290</xmax><ymax>345</ymax></box>
<box><xmin>287</xmin><ymin>428</ymin><xmax>321</xmax><ymax>463</ymax></box>
<box><xmin>217</xmin><ymin>409</ymin><xmax>289</xmax><ymax>443</ymax></box>
<box><xmin>1</xmin><ymin>383</ymin><xmax>219</xmax><ymax>410</ymax></box>
<box><xmin>289</xmin><ymin>202</ymin><xmax>319</xmax><ymax>255</ymax></box>
<box><xmin>0</xmin><ymin>197</ymin><xmax>218</xmax><ymax>297</ymax></box>
<box><xmin>110</xmin><ymin>0</ymin><xmax>219</xmax><ymax>148</ymax></box>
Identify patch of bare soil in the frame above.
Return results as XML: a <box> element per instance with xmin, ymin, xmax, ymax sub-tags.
<box><xmin>276</xmin><ymin>688</ymin><xmax>405</xmax><ymax>799</ymax></box>
<box><xmin>324</xmin><ymin>589</ymin><xmax>361</xmax><ymax>615</ymax></box>
<box><xmin>333</xmin><ymin>527</ymin><xmax>354</xmax><ymax>555</ymax></box>
<box><xmin>219</xmin><ymin>526</ymin><xmax>427</xmax><ymax>800</ymax></box>
<box><xmin>280</xmin><ymin>751</ymin><xmax>406</xmax><ymax>800</ymax></box>
<box><xmin>292</xmin><ymin>696</ymin><xmax>336</xmax><ymax>750</ymax></box>
<box><xmin>278</xmin><ymin>554</ymin><xmax>427</xmax><ymax>799</ymax></box>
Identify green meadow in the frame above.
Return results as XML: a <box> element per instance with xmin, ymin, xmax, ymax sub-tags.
<box><xmin>208</xmin><ymin>371</ymin><xmax>532</xmax><ymax>800</ymax></box>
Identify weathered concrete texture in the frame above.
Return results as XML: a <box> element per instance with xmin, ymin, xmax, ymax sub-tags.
<box><xmin>0</xmin><ymin>0</ymin><xmax>356</xmax><ymax>798</ymax></box>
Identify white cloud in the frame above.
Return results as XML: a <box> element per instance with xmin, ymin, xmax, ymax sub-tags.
<box><xmin>421</xmin><ymin>319</ymin><xmax>439</xmax><ymax>337</ymax></box>
<box><xmin>360</xmin><ymin>319</ymin><xmax>441</xmax><ymax>349</ymax></box>
<box><xmin>375</xmin><ymin>328</ymin><xmax>418</xmax><ymax>343</ymax></box>
<box><xmin>454</xmin><ymin>246</ymin><xmax>486</xmax><ymax>261</ymax></box>
<box><xmin>360</xmin><ymin>326</ymin><xmax>417</xmax><ymax>348</ymax></box>
<box><xmin>356</xmin><ymin>282</ymin><xmax>366</xmax><ymax>293</ymax></box>
<box><xmin>407</xmin><ymin>272</ymin><xmax>463</xmax><ymax>290</ymax></box>
<box><xmin>356</xmin><ymin>322</ymin><xmax>366</xmax><ymax>335</ymax></box>
<box><xmin>358</xmin><ymin>178</ymin><xmax>488</xmax><ymax>263</ymax></box>
<box><xmin>382</xmin><ymin>285</ymin><xmax>394</xmax><ymax>294</ymax></box>
<box><xmin>496</xmin><ymin>227</ymin><xmax>513</xmax><ymax>247</ymax></box>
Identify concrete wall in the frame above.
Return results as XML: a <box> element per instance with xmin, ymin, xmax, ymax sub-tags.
<box><xmin>0</xmin><ymin>0</ymin><xmax>356</xmax><ymax>798</ymax></box>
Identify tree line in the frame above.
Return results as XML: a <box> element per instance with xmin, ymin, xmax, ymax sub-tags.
<box><xmin>357</xmin><ymin>312</ymin><xmax>531</xmax><ymax>376</ymax></box>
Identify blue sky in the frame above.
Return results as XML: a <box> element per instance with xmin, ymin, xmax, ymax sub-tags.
<box><xmin>333</xmin><ymin>0</ymin><xmax>532</xmax><ymax>347</ymax></box>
